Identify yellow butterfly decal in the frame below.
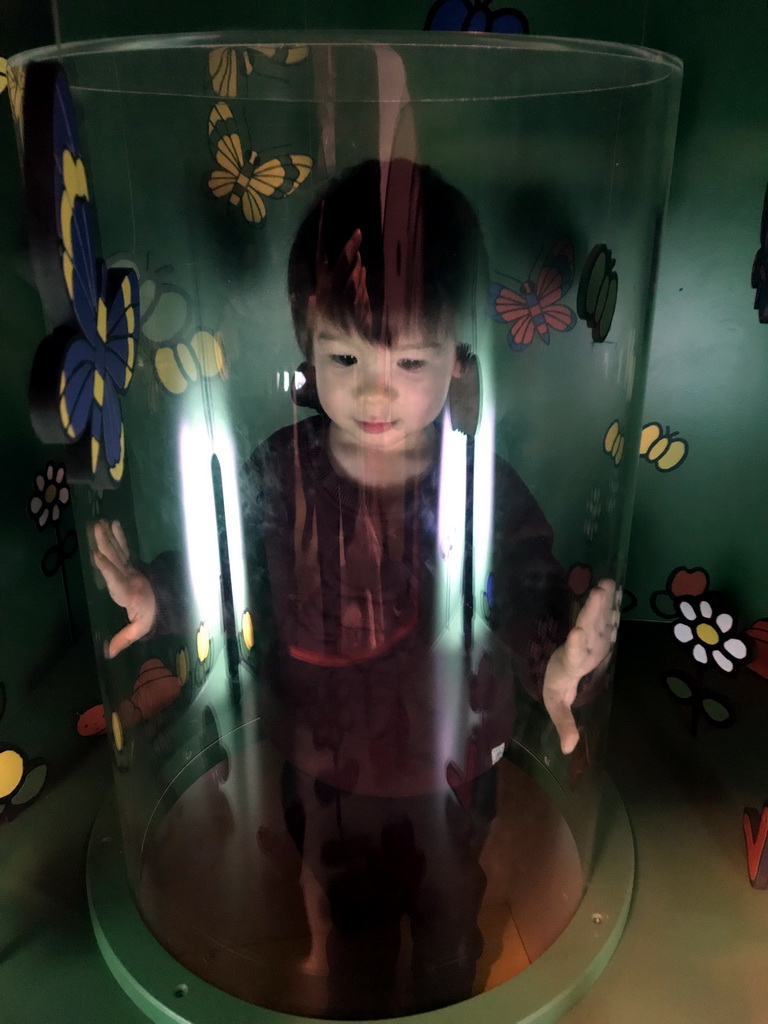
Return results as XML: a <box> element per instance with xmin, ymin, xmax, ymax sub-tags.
<box><xmin>639</xmin><ymin>422</ymin><xmax>688</xmax><ymax>472</ymax></box>
<box><xmin>207</xmin><ymin>101</ymin><xmax>312</xmax><ymax>224</ymax></box>
<box><xmin>110</xmin><ymin>255</ymin><xmax>228</xmax><ymax>396</ymax></box>
<box><xmin>154</xmin><ymin>329</ymin><xmax>228</xmax><ymax>395</ymax></box>
<box><xmin>208</xmin><ymin>45</ymin><xmax>309</xmax><ymax>98</ymax></box>
<box><xmin>603</xmin><ymin>419</ymin><xmax>625</xmax><ymax>466</ymax></box>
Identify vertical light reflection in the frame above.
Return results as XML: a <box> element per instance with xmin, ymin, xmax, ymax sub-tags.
<box><xmin>178</xmin><ymin>421</ymin><xmax>247</xmax><ymax>657</ymax></box>
<box><xmin>434</xmin><ymin>415</ymin><xmax>469</xmax><ymax>786</ymax></box>
<box><xmin>472</xmin><ymin>392</ymin><xmax>495</xmax><ymax>603</ymax></box>
<box><xmin>437</xmin><ymin>413</ymin><xmax>467</xmax><ymax>629</ymax></box>
<box><xmin>179</xmin><ymin>421</ymin><xmax>219</xmax><ymax>632</ymax></box>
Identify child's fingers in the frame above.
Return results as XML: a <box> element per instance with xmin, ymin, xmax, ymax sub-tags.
<box><xmin>341</xmin><ymin>227</ymin><xmax>362</xmax><ymax>264</ymax></box>
<box><xmin>93</xmin><ymin>519</ymin><xmax>129</xmax><ymax>570</ymax></box>
<box><xmin>544</xmin><ymin>695</ymin><xmax>580</xmax><ymax>755</ymax></box>
<box><xmin>565</xmin><ymin>623</ymin><xmax>590</xmax><ymax>661</ymax></box>
<box><xmin>107</xmin><ymin>619</ymin><xmax>149</xmax><ymax>659</ymax></box>
<box><xmin>110</xmin><ymin>520</ymin><xmax>132</xmax><ymax>564</ymax></box>
<box><xmin>577</xmin><ymin>579</ymin><xmax>616</xmax><ymax>637</ymax></box>
<box><xmin>93</xmin><ymin>549</ymin><xmax>127</xmax><ymax>593</ymax></box>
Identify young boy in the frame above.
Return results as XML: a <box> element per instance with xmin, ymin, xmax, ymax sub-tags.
<box><xmin>93</xmin><ymin>159</ymin><xmax>615</xmax><ymax>1018</ymax></box>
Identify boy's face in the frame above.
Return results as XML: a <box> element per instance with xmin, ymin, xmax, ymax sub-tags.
<box><xmin>310</xmin><ymin>315</ymin><xmax>461</xmax><ymax>451</ymax></box>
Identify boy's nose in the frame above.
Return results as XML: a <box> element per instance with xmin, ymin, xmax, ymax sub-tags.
<box><xmin>356</xmin><ymin>358</ymin><xmax>396</xmax><ymax>402</ymax></box>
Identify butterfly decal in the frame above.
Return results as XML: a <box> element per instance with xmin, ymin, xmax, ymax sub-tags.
<box><xmin>116</xmin><ymin>657</ymin><xmax>185</xmax><ymax>730</ymax></box>
<box><xmin>481</xmin><ymin>571</ymin><xmax>498</xmax><ymax>628</ymax></box>
<box><xmin>425</xmin><ymin>0</ymin><xmax>529</xmax><ymax>33</ymax></box>
<box><xmin>446</xmin><ymin>730</ymin><xmax>481</xmax><ymax>809</ymax></box>
<box><xmin>154</xmin><ymin>328</ymin><xmax>227</xmax><ymax>395</ymax></box>
<box><xmin>639</xmin><ymin>422</ymin><xmax>688</xmax><ymax>472</ymax></box>
<box><xmin>743</xmin><ymin>804</ymin><xmax>768</xmax><ymax>889</ymax></box>
<box><xmin>752</xmin><ymin>183</ymin><xmax>768</xmax><ymax>324</ymax></box>
<box><xmin>0</xmin><ymin>683</ymin><xmax>48</xmax><ymax>822</ymax></box>
<box><xmin>578</xmin><ymin>243</ymin><xmax>618</xmax><ymax>342</ymax></box>
<box><xmin>76</xmin><ymin>704</ymin><xmax>107</xmax><ymax>736</ymax></box>
<box><xmin>603</xmin><ymin>419</ymin><xmax>625</xmax><ymax>465</ymax></box>
<box><xmin>746</xmin><ymin>619</ymin><xmax>768</xmax><ymax>679</ymax></box>
<box><xmin>491</xmin><ymin>238</ymin><xmax>577</xmax><ymax>350</ymax></box>
<box><xmin>112</xmin><ymin>255</ymin><xmax>228</xmax><ymax>395</ymax></box>
<box><xmin>207</xmin><ymin>101</ymin><xmax>312</xmax><ymax>224</ymax></box>
<box><xmin>24</xmin><ymin>62</ymin><xmax>138</xmax><ymax>486</ymax></box>
<box><xmin>208</xmin><ymin>45</ymin><xmax>309</xmax><ymax>98</ymax></box>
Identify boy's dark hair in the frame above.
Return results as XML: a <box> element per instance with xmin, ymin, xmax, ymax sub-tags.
<box><xmin>288</xmin><ymin>159</ymin><xmax>486</xmax><ymax>356</ymax></box>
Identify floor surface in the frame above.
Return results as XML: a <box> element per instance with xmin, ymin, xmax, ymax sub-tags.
<box><xmin>2</xmin><ymin>620</ymin><xmax>767</xmax><ymax>1024</ymax></box>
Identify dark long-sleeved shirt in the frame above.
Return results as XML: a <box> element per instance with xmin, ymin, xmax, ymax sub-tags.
<box><xmin>237</xmin><ymin>414</ymin><xmax>577</xmax><ymax>798</ymax></box>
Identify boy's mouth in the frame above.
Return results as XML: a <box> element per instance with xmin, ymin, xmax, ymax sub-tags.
<box><xmin>356</xmin><ymin>420</ymin><xmax>394</xmax><ymax>434</ymax></box>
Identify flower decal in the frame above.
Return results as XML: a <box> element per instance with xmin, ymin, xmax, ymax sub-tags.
<box><xmin>28</xmin><ymin>461</ymin><xmax>69</xmax><ymax>530</ymax></box>
<box><xmin>673</xmin><ymin>596</ymin><xmax>750</xmax><ymax>673</ymax></box>
<box><xmin>27</xmin><ymin>462</ymin><xmax>77</xmax><ymax>587</ymax></box>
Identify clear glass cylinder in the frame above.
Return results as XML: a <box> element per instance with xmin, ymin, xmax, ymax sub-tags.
<box><xmin>10</xmin><ymin>32</ymin><xmax>680</xmax><ymax>1021</ymax></box>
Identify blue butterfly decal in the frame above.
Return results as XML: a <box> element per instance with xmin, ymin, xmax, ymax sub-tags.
<box><xmin>752</xmin><ymin>183</ymin><xmax>768</xmax><ymax>324</ymax></box>
<box><xmin>481</xmin><ymin>571</ymin><xmax>498</xmax><ymax>628</ymax></box>
<box><xmin>425</xmin><ymin>0</ymin><xmax>529</xmax><ymax>33</ymax></box>
<box><xmin>25</xmin><ymin>62</ymin><xmax>138</xmax><ymax>486</ymax></box>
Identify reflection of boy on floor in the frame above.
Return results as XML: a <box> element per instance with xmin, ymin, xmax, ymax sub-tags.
<box><xmin>93</xmin><ymin>160</ymin><xmax>615</xmax><ymax>1018</ymax></box>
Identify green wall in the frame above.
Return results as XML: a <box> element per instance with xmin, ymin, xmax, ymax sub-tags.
<box><xmin>33</xmin><ymin>0</ymin><xmax>768</xmax><ymax>624</ymax></box>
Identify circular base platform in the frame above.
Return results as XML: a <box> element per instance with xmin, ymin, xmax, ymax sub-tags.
<box><xmin>87</xmin><ymin>777</ymin><xmax>634</xmax><ymax>1024</ymax></box>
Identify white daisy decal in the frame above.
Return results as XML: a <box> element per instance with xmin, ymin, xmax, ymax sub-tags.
<box><xmin>28</xmin><ymin>462</ymin><xmax>70</xmax><ymax>530</ymax></box>
<box><xmin>673</xmin><ymin>597</ymin><xmax>750</xmax><ymax>673</ymax></box>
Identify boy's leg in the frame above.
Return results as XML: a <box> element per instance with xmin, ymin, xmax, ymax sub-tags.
<box><xmin>407</xmin><ymin>766</ymin><xmax>498</xmax><ymax>1012</ymax></box>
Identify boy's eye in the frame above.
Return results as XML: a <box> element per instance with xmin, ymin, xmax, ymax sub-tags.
<box><xmin>397</xmin><ymin>358</ymin><xmax>426</xmax><ymax>372</ymax></box>
<box><xmin>330</xmin><ymin>354</ymin><xmax>357</xmax><ymax>367</ymax></box>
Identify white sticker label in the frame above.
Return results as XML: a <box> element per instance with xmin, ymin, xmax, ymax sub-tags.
<box><xmin>491</xmin><ymin>743</ymin><xmax>505</xmax><ymax>766</ymax></box>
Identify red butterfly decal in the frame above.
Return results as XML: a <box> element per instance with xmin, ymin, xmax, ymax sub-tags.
<box><xmin>491</xmin><ymin>238</ymin><xmax>577</xmax><ymax>350</ymax></box>
<box><xmin>446</xmin><ymin>730</ymin><xmax>481</xmax><ymax>808</ymax></box>
<box><xmin>743</xmin><ymin>804</ymin><xmax>768</xmax><ymax>888</ymax></box>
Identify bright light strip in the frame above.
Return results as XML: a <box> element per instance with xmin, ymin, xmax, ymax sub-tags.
<box><xmin>437</xmin><ymin>413</ymin><xmax>467</xmax><ymax>621</ymax></box>
<box><xmin>179</xmin><ymin>420</ymin><xmax>220</xmax><ymax>630</ymax></box>
<box><xmin>178</xmin><ymin>419</ymin><xmax>247</xmax><ymax>637</ymax></box>
<box><xmin>473</xmin><ymin>391</ymin><xmax>495</xmax><ymax>600</ymax></box>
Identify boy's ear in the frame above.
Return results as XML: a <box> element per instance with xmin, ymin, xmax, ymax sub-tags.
<box><xmin>453</xmin><ymin>342</ymin><xmax>472</xmax><ymax>377</ymax></box>
<box><xmin>448</xmin><ymin>349</ymin><xmax>481</xmax><ymax>436</ymax></box>
<box><xmin>291</xmin><ymin>361</ymin><xmax>322</xmax><ymax>411</ymax></box>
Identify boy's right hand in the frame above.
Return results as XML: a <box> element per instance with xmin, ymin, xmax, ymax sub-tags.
<box><xmin>92</xmin><ymin>520</ymin><xmax>157</xmax><ymax>659</ymax></box>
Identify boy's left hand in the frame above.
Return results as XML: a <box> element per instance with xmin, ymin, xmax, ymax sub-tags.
<box><xmin>543</xmin><ymin>579</ymin><xmax>618</xmax><ymax>755</ymax></box>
